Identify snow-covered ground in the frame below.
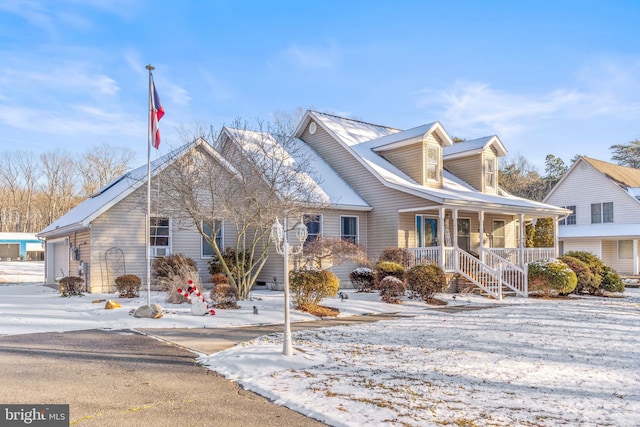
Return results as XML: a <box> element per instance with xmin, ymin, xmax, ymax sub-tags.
<box><xmin>1</xmin><ymin>262</ymin><xmax>639</xmax><ymax>426</ymax></box>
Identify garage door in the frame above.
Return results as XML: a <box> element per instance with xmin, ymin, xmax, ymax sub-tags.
<box><xmin>53</xmin><ymin>242</ymin><xmax>69</xmax><ymax>279</ymax></box>
<box><xmin>0</xmin><ymin>244</ymin><xmax>19</xmax><ymax>261</ymax></box>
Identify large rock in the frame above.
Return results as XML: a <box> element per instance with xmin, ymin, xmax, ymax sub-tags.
<box><xmin>133</xmin><ymin>304</ymin><xmax>163</xmax><ymax>319</ymax></box>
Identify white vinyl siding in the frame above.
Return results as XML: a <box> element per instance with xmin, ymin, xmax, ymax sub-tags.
<box><xmin>618</xmin><ymin>240</ymin><xmax>633</xmax><ymax>259</ymax></box>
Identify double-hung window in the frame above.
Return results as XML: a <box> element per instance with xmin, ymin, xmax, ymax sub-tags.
<box><xmin>340</xmin><ymin>216</ymin><xmax>358</xmax><ymax>244</ymax></box>
<box><xmin>591</xmin><ymin>202</ymin><xmax>613</xmax><ymax>224</ymax></box>
<box><xmin>202</xmin><ymin>220</ymin><xmax>223</xmax><ymax>257</ymax></box>
<box><xmin>304</xmin><ymin>214</ymin><xmax>322</xmax><ymax>244</ymax></box>
<box><xmin>150</xmin><ymin>217</ymin><xmax>170</xmax><ymax>257</ymax></box>
<box><xmin>485</xmin><ymin>159</ymin><xmax>496</xmax><ymax>189</ymax></box>
<box><xmin>560</xmin><ymin>206</ymin><xmax>576</xmax><ymax>225</ymax></box>
<box><xmin>425</xmin><ymin>145</ymin><xmax>440</xmax><ymax>182</ymax></box>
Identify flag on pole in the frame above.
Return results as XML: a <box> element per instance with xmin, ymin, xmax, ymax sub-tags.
<box><xmin>150</xmin><ymin>79</ymin><xmax>165</xmax><ymax>149</ymax></box>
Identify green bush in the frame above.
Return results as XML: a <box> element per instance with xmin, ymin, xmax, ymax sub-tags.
<box><xmin>379</xmin><ymin>276</ymin><xmax>406</xmax><ymax>304</ymax></box>
<box><xmin>406</xmin><ymin>263</ymin><xmax>446</xmax><ymax>300</ymax></box>
<box><xmin>528</xmin><ymin>259</ymin><xmax>577</xmax><ymax>296</ymax></box>
<box><xmin>563</xmin><ymin>251</ymin><xmax>624</xmax><ymax>295</ymax></box>
<box><xmin>349</xmin><ymin>267</ymin><xmax>375</xmax><ymax>292</ymax></box>
<box><xmin>378</xmin><ymin>247</ymin><xmax>412</xmax><ymax>268</ymax></box>
<box><xmin>601</xmin><ymin>265</ymin><xmax>625</xmax><ymax>294</ymax></box>
<box><xmin>59</xmin><ymin>276</ymin><xmax>84</xmax><ymax>297</ymax></box>
<box><xmin>558</xmin><ymin>256</ymin><xmax>597</xmax><ymax>295</ymax></box>
<box><xmin>374</xmin><ymin>261</ymin><xmax>405</xmax><ymax>289</ymax></box>
<box><xmin>115</xmin><ymin>274</ymin><xmax>142</xmax><ymax>298</ymax></box>
<box><xmin>289</xmin><ymin>269</ymin><xmax>340</xmax><ymax>309</ymax></box>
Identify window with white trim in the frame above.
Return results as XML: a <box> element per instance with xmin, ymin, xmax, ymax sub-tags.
<box><xmin>304</xmin><ymin>214</ymin><xmax>322</xmax><ymax>244</ymax></box>
<box><xmin>618</xmin><ymin>240</ymin><xmax>633</xmax><ymax>259</ymax></box>
<box><xmin>591</xmin><ymin>202</ymin><xmax>613</xmax><ymax>224</ymax></box>
<box><xmin>202</xmin><ymin>220</ymin><xmax>223</xmax><ymax>257</ymax></box>
<box><xmin>560</xmin><ymin>206</ymin><xmax>576</xmax><ymax>225</ymax></box>
<box><xmin>485</xmin><ymin>158</ymin><xmax>496</xmax><ymax>189</ymax></box>
<box><xmin>492</xmin><ymin>220</ymin><xmax>505</xmax><ymax>248</ymax></box>
<box><xmin>340</xmin><ymin>216</ymin><xmax>358</xmax><ymax>244</ymax></box>
<box><xmin>150</xmin><ymin>217</ymin><xmax>170</xmax><ymax>257</ymax></box>
<box><xmin>425</xmin><ymin>144</ymin><xmax>440</xmax><ymax>182</ymax></box>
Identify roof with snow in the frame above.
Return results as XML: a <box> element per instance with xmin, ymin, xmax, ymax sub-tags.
<box><xmin>307</xmin><ymin>111</ymin><xmax>568</xmax><ymax>216</ymax></box>
<box><xmin>37</xmin><ymin>142</ymin><xmax>197</xmax><ymax>238</ymax></box>
<box><xmin>443</xmin><ymin>135</ymin><xmax>507</xmax><ymax>158</ymax></box>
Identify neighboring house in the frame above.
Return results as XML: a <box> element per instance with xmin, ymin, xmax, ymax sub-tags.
<box><xmin>0</xmin><ymin>233</ymin><xmax>44</xmax><ymax>261</ymax></box>
<box><xmin>39</xmin><ymin>111</ymin><xmax>569</xmax><ymax>297</ymax></box>
<box><xmin>544</xmin><ymin>156</ymin><xmax>640</xmax><ymax>275</ymax></box>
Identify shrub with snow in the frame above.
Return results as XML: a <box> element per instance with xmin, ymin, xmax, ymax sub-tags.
<box><xmin>59</xmin><ymin>276</ymin><xmax>84</xmax><ymax>297</ymax></box>
<box><xmin>528</xmin><ymin>259</ymin><xmax>577</xmax><ymax>296</ymax></box>
<box><xmin>406</xmin><ymin>263</ymin><xmax>446</xmax><ymax>301</ymax></box>
<box><xmin>349</xmin><ymin>267</ymin><xmax>375</xmax><ymax>292</ymax></box>
<box><xmin>378</xmin><ymin>276</ymin><xmax>406</xmax><ymax>304</ymax></box>
<box><xmin>115</xmin><ymin>274</ymin><xmax>141</xmax><ymax>298</ymax></box>
<box><xmin>374</xmin><ymin>261</ymin><xmax>405</xmax><ymax>289</ymax></box>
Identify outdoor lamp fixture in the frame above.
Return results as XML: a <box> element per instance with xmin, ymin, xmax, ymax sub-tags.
<box><xmin>270</xmin><ymin>217</ymin><xmax>308</xmax><ymax>356</ymax></box>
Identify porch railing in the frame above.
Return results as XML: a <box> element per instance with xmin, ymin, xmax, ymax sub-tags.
<box><xmin>483</xmin><ymin>250</ymin><xmax>528</xmax><ymax>297</ymax></box>
<box><xmin>485</xmin><ymin>247</ymin><xmax>555</xmax><ymax>265</ymax></box>
<box><xmin>457</xmin><ymin>249</ymin><xmax>502</xmax><ymax>300</ymax></box>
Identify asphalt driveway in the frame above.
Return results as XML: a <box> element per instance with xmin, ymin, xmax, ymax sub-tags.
<box><xmin>0</xmin><ymin>329</ymin><xmax>326</xmax><ymax>426</ymax></box>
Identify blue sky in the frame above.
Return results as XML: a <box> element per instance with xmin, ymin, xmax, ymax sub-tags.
<box><xmin>1</xmin><ymin>0</ymin><xmax>639</xmax><ymax>171</ymax></box>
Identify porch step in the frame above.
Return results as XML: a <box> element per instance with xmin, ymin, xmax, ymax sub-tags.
<box><xmin>453</xmin><ymin>274</ymin><xmax>516</xmax><ymax>299</ymax></box>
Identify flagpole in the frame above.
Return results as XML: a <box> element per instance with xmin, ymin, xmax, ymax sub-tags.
<box><xmin>145</xmin><ymin>64</ymin><xmax>154</xmax><ymax>307</ymax></box>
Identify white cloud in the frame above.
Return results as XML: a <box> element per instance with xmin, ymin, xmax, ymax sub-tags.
<box><xmin>417</xmin><ymin>58</ymin><xmax>640</xmax><ymax>140</ymax></box>
<box><xmin>281</xmin><ymin>42</ymin><xmax>340</xmax><ymax>70</ymax></box>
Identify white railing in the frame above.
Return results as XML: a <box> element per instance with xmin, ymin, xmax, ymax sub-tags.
<box><xmin>457</xmin><ymin>249</ymin><xmax>502</xmax><ymax>300</ymax></box>
<box><xmin>485</xmin><ymin>247</ymin><xmax>556</xmax><ymax>266</ymax></box>
<box><xmin>523</xmin><ymin>248</ymin><xmax>555</xmax><ymax>264</ymax></box>
<box><xmin>483</xmin><ymin>250</ymin><xmax>528</xmax><ymax>297</ymax></box>
<box><xmin>407</xmin><ymin>247</ymin><xmax>457</xmax><ymax>272</ymax></box>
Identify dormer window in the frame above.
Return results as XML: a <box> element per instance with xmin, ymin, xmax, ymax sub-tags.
<box><xmin>426</xmin><ymin>144</ymin><xmax>440</xmax><ymax>182</ymax></box>
<box><xmin>485</xmin><ymin>158</ymin><xmax>496</xmax><ymax>189</ymax></box>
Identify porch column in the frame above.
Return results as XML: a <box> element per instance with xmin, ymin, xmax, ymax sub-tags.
<box><xmin>519</xmin><ymin>213</ymin><xmax>525</xmax><ymax>267</ymax></box>
<box><xmin>553</xmin><ymin>216</ymin><xmax>559</xmax><ymax>258</ymax></box>
<box><xmin>478</xmin><ymin>210</ymin><xmax>485</xmax><ymax>262</ymax></box>
<box><xmin>634</xmin><ymin>239</ymin><xmax>639</xmax><ymax>276</ymax></box>
<box><xmin>439</xmin><ymin>206</ymin><xmax>445</xmax><ymax>270</ymax></box>
<box><xmin>453</xmin><ymin>209</ymin><xmax>459</xmax><ymax>271</ymax></box>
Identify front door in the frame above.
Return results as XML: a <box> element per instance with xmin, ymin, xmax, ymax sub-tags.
<box><xmin>417</xmin><ymin>216</ymin><xmax>438</xmax><ymax>247</ymax></box>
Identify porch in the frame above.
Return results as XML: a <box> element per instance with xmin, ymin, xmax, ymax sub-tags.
<box><xmin>406</xmin><ymin>246</ymin><xmax>555</xmax><ymax>300</ymax></box>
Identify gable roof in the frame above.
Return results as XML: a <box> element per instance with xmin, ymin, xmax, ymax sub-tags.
<box><xmin>545</xmin><ymin>156</ymin><xmax>640</xmax><ymax>203</ymax></box>
<box><xmin>443</xmin><ymin>135</ymin><xmax>507</xmax><ymax>159</ymax></box>
<box><xmin>582</xmin><ymin>156</ymin><xmax>640</xmax><ymax>188</ymax></box>
<box><xmin>305</xmin><ymin>110</ymin><xmax>568</xmax><ymax>216</ymax></box>
<box><xmin>38</xmin><ymin>140</ymin><xmax>209</xmax><ymax>238</ymax></box>
<box><xmin>220</xmin><ymin>126</ymin><xmax>371</xmax><ymax>210</ymax></box>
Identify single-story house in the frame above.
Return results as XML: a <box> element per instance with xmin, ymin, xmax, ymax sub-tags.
<box><xmin>0</xmin><ymin>233</ymin><xmax>44</xmax><ymax>261</ymax></box>
<box><xmin>39</xmin><ymin>110</ymin><xmax>569</xmax><ymax>298</ymax></box>
<box><xmin>544</xmin><ymin>156</ymin><xmax>640</xmax><ymax>275</ymax></box>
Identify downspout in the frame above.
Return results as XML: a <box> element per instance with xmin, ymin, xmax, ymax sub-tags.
<box><xmin>553</xmin><ymin>216</ymin><xmax>559</xmax><ymax>258</ymax></box>
<box><xmin>634</xmin><ymin>239</ymin><xmax>639</xmax><ymax>276</ymax></box>
<box><xmin>453</xmin><ymin>208</ymin><xmax>459</xmax><ymax>272</ymax></box>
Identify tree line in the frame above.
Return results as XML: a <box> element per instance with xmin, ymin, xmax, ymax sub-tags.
<box><xmin>0</xmin><ymin>145</ymin><xmax>135</xmax><ymax>233</ymax></box>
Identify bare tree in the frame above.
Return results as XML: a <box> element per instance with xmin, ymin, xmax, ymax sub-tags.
<box><xmin>77</xmin><ymin>144</ymin><xmax>135</xmax><ymax>197</ymax></box>
<box><xmin>499</xmin><ymin>154</ymin><xmax>546</xmax><ymax>201</ymax></box>
<box><xmin>160</xmin><ymin>114</ymin><xmax>326</xmax><ymax>299</ymax></box>
<box><xmin>299</xmin><ymin>236</ymin><xmax>368</xmax><ymax>270</ymax></box>
<box><xmin>40</xmin><ymin>150</ymin><xmax>78</xmax><ymax>225</ymax></box>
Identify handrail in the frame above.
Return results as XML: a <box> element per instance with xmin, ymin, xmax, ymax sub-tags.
<box><xmin>483</xmin><ymin>250</ymin><xmax>528</xmax><ymax>297</ymax></box>
<box><xmin>457</xmin><ymin>249</ymin><xmax>502</xmax><ymax>300</ymax></box>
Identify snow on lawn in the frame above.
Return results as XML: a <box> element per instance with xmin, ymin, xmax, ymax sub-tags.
<box><xmin>2</xmin><ymin>261</ymin><xmax>640</xmax><ymax>426</ymax></box>
<box><xmin>201</xmin><ymin>291</ymin><xmax>640</xmax><ymax>427</ymax></box>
